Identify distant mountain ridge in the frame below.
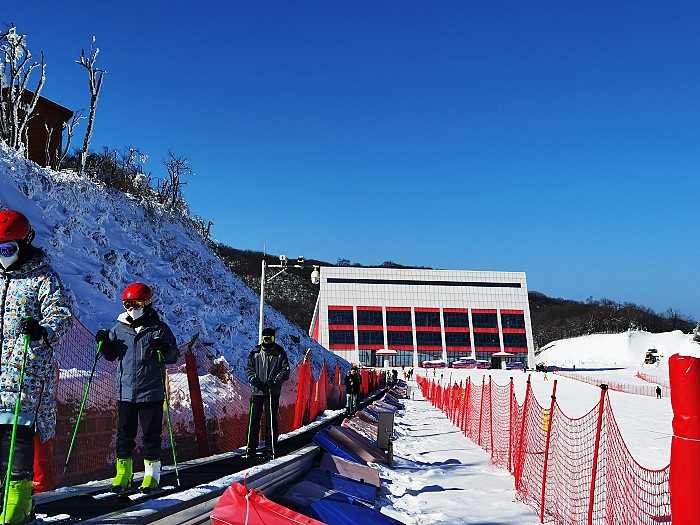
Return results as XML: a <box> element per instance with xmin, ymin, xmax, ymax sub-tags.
<box><xmin>216</xmin><ymin>245</ymin><xmax>696</xmax><ymax>349</ymax></box>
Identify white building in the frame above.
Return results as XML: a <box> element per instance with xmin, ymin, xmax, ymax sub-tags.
<box><xmin>309</xmin><ymin>266</ymin><xmax>535</xmax><ymax>368</ymax></box>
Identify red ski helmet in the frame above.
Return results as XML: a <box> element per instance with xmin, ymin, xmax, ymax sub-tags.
<box><xmin>121</xmin><ymin>282</ymin><xmax>153</xmax><ymax>302</ymax></box>
<box><xmin>0</xmin><ymin>210</ymin><xmax>34</xmax><ymax>243</ymax></box>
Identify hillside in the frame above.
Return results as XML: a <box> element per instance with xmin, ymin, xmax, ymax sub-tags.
<box><xmin>217</xmin><ymin>246</ymin><xmax>696</xmax><ymax>348</ymax></box>
<box><xmin>0</xmin><ymin>144</ymin><xmax>347</xmax><ymax>380</ymax></box>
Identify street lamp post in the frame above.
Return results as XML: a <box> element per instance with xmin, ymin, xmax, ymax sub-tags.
<box><xmin>258</xmin><ymin>255</ymin><xmax>321</xmax><ymax>343</ymax></box>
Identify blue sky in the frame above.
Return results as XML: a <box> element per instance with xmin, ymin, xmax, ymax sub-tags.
<box><xmin>7</xmin><ymin>2</ymin><xmax>700</xmax><ymax>319</ymax></box>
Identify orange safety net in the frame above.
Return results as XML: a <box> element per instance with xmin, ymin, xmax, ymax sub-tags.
<box><xmin>416</xmin><ymin>375</ymin><xmax>671</xmax><ymax>524</ymax></box>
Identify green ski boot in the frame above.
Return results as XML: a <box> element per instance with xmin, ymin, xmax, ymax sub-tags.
<box><xmin>112</xmin><ymin>457</ymin><xmax>133</xmax><ymax>491</ymax></box>
<box><xmin>139</xmin><ymin>459</ymin><xmax>161</xmax><ymax>491</ymax></box>
<box><xmin>0</xmin><ymin>479</ymin><xmax>33</xmax><ymax>524</ymax></box>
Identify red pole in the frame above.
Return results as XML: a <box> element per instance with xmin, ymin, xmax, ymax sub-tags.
<box><xmin>185</xmin><ymin>349</ymin><xmax>210</xmax><ymax>457</ymax></box>
<box><xmin>508</xmin><ymin>376</ymin><xmax>514</xmax><ymax>473</ymax></box>
<box><xmin>463</xmin><ymin>377</ymin><xmax>471</xmax><ymax>436</ymax></box>
<box><xmin>489</xmin><ymin>375</ymin><xmax>494</xmax><ymax>459</ymax></box>
<box><xmin>478</xmin><ymin>375</ymin><xmax>485</xmax><ymax>447</ymax></box>
<box><xmin>669</xmin><ymin>354</ymin><xmax>700</xmax><ymax>525</ymax></box>
<box><xmin>587</xmin><ymin>384</ymin><xmax>608</xmax><ymax>525</ymax></box>
<box><xmin>515</xmin><ymin>375</ymin><xmax>531</xmax><ymax>491</ymax></box>
<box><xmin>539</xmin><ymin>379</ymin><xmax>558</xmax><ymax>524</ymax></box>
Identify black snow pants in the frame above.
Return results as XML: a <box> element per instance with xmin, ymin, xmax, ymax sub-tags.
<box><xmin>246</xmin><ymin>394</ymin><xmax>280</xmax><ymax>455</ymax></box>
<box><xmin>0</xmin><ymin>425</ymin><xmax>34</xmax><ymax>481</ymax></box>
<box><xmin>116</xmin><ymin>401</ymin><xmax>163</xmax><ymax>461</ymax></box>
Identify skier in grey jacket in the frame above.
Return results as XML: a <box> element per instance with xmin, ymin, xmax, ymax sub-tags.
<box><xmin>96</xmin><ymin>282</ymin><xmax>178</xmax><ymax>491</ymax></box>
<box><xmin>0</xmin><ymin>210</ymin><xmax>72</xmax><ymax>524</ymax></box>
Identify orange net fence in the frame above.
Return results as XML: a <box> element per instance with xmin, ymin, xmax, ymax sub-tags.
<box><xmin>417</xmin><ymin>375</ymin><xmax>671</xmax><ymax>524</ymax></box>
<box><xmin>554</xmin><ymin>371</ymin><xmax>671</xmax><ymax>398</ymax></box>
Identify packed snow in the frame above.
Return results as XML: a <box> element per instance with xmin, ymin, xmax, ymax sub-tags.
<box><xmin>378</xmin><ymin>383</ymin><xmax>539</xmax><ymax>524</ymax></box>
<box><xmin>536</xmin><ymin>329</ymin><xmax>698</xmax><ymax>369</ymax></box>
<box><xmin>0</xmin><ymin>143</ymin><xmax>347</xmax><ymax>380</ymax></box>
<box><xmin>423</xmin><ymin>368</ymin><xmax>672</xmax><ymax>469</ymax></box>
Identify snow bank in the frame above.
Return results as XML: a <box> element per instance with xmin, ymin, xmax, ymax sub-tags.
<box><xmin>536</xmin><ymin>329</ymin><xmax>698</xmax><ymax>369</ymax></box>
<box><xmin>0</xmin><ymin>143</ymin><xmax>346</xmax><ymax>380</ymax></box>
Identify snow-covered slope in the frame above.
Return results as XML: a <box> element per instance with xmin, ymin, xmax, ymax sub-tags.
<box><xmin>536</xmin><ymin>329</ymin><xmax>699</xmax><ymax>369</ymax></box>
<box><xmin>0</xmin><ymin>143</ymin><xmax>347</xmax><ymax>379</ymax></box>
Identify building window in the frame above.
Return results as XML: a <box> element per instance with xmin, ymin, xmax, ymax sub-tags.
<box><xmin>445</xmin><ymin>332</ymin><xmax>471</xmax><ymax>346</ymax></box>
<box><xmin>386</xmin><ymin>310</ymin><xmax>411</xmax><ymax>326</ymax></box>
<box><xmin>417</xmin><ymin>331</ymin><xmax>442</xmax><ymax>347</ymax></box>
<box><xmin>418</xmin><ymin>351</ymin><xmax>442</xmax><ymax>365</ymax></box>
<box><xmin>472</xmin><ymin>313</ymin><xmax>498</xmax><ymax>329</ymax></box>
<box><xmin>387</xmin><ymin>331</ymin><xmax>413</xmax><ymax>346</ymax></box>
<box><xmin>358</xmin><ymin>330</ymin><xmax>384</xmax><ymax>346</ymax></box>
<box><xmin>476</xmin><ymin>351</ymin><xmax>493</xmax><ymax>361</ymax></box>
<box><xmin>444</xmin><ymin>312</ymin><xmax>469</xmax><ymax>328</ymax></box>
<box><xmin>390</xmin><ymin>350</ymin><xmax>413</xmax><ymax>367</ymax></box>
<box><xmin>414</xmin><ymin>311</ymin><xmax>440</xmax><ymax>327</ymax></box>
<box><xmin>447</xmin><ymin>350</ymin><xmax>472</xmax><ymax>364</ymax></box>
<box><xmin>357</xmin><ymin>309</ymin><xmax>383</xmax><ymax>326</ymax></box>
<box><xmin>501</xmin><ymin>313</ymin><xmax>525</xmax><ymax>329</ymax></box>
<box><xmin>358</xmin><ymin>350</ymin><xmax>377</xmax><ymax>367</ymax></box>
<box><xmin>473</xmin><ymin>332</ymin><xmax>500</xmax><ymax>347</ymax></box>
<box><xmin>329</xmin><ymin>330</ymin><xmax>355</xmax><ymax>345</ymax></box>
<box><xmin>503</xmin><ymin>333</ymin><xmax>527</xmax><ymax>348</ymax></box>
<box><xmin>328</xmin><ymin>308</ymin><xmax>354</xmax><ymax>326</ymax></box>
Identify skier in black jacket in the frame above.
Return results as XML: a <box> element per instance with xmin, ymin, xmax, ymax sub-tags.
<box><xmin>343</xmin><ymin>365</ymin><xmax>361</xmax><ymax>417</ymax></box>
<box><xmin>245</xmin><ymin>328</ymin><xmax>290</xmax><ymax>459</ymax></box>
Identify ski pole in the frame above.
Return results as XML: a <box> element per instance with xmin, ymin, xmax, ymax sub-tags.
<box><xmin>64</xmin><ymin>340</ymin><xmax>102</xmax><ymax>475</ymax></box>
<box><xmin>157</xmin><ymin>349</ymin><xmax>180</xmax><ymax>487</ymax></box>
<box><xmin>2</xmin><ymin>334</ymin><xmax>31</xmax><ymax>525</ymax></box>
<box><xmin>268</xmin><ymin>389</ymin><xmax>276</xmax><ymax>459</ymax></box>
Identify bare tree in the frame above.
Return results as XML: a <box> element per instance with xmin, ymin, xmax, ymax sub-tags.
<box><xmin>44</xmin><ymin>110</ymin><xmax>84</xmax><ymax>170</ymax></box>
<box><xmin>0</xmin><ymin>25</ymin><xmax>46</xmax><ymax>153</ymax></box>
<box><xmin>160</xmin><ymin>151</ymin><xmax>193</xmax><ymax>208</ymax></box>
<box><xmin>76</xmin><ymin>37</ymin><xmax>105</xmax><ymax>175</ymax></box>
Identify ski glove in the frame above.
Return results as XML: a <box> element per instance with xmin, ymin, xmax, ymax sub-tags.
<box><xmin>19</xmin><ymin>317</ymin><xmax>46</xmax><ymax>341</ymax></box>
<box><xmin>250</xmin><ymin>376</ymin><xmax>266</xmax><ymax>391</ymax></box>
<box><xmin>145</xmin><ymin>338</ymin><xmax>168</xmax><ymax>361</ymax></box>
<box><xmin>95</xmin><ymin>329</ymin><xmax>110</xmax><ymax>346</ymax></box>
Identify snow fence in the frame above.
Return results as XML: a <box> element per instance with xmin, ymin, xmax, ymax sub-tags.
<box><xmin>416</xmin><ymin>375</ymin><xmax>670</xmax><ymax>525</ymax></box>
<box><xmin>553</xmin><ymin>371</ymin><xmax>671</xmax><ymax>398</ymax></box>
<box><xmin>47</xmin><ymin>318</ymin><xmax>383</xmax><ymax>488</ymax></box>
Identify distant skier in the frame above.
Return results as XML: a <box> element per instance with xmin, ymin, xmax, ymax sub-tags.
<box><xmin>344</xmin><ymin>365</ymin><xmax>361</xmax><ymax>417</ymax></box>
<box><xmin>656</xmin><ymin>386</ymin><xmax>662</xmax><ymax>399</ymax></box>
<box><xmin>0</xmin><ymin>210</ymin><xmax>72</xmax><ymax>523</ymax></box>
<box><xmin>245</xmin><ymin>328</ymin><xmax>290</xmax><ymax>459</ymax></box>
<box><xmin>96</xmin><ymin>282</ymin><xmax>179</xmax><ymax>492</ymax></box>
<box><xmin>392</xmin><ymin>369</ymin><xmax>398</xmax><ymax>385</ymax></box>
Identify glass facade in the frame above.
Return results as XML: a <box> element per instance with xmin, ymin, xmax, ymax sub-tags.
<box><xmin>416</xmin><ymin>331</ymin><xmax>442</xmax><ymax>347</ymax></box>
<box><xmin>444</xmin><ymin>312</ymin><xmax>469</xmax><ymax>328</ymax></box>
<box><xmin>503</xmin><ymin>333</ymin><xmax>527</xmax><ymax>348</ymax></box>
<box><xmin>390</xmin><ymin>350</ymin><xmax>413</xmax><ymax>367</ymax></box>
<box><xmin>501</xmin><ymin>313</ymin><xmax>526</xmax><ymax>329</ymax></box>
<box><xmin>447</xmin><ymin>350</ymin><xmax>472</xmax><ymax>364</ymax></box>
<box><xmin>445</xmin><ymin>331</ymin><xmax>471</xmax><ymax>346</ymax></box>
<box><xmin>386</xmin><ymin>310</ymin><xmax>411</xmax><ymax>326</ymax></box>
<box><xmin>328</xmin><ymin>308</ymin><xmax>354</xmax><ymax>326</ymax></box>
<box><xmin>358</xmin><ymin>330</ymin><xmax>384</xmax><ymax>346</ymax></box>
<box><xmin>387</xmin><ymin>331</ymin><xmax>413</xmax><ymax>346</ymax></box>
<box><xmin>472</xmin><ymin>312</ymin><xmax>498</xmax><ymax>328</ymax></box>
<box><xmin>418</xmin><ymin>351</ymin><xmax>442</xmax><ymax>365</ymax></box>
<box><xmin>357</xmin><ymin>309</ymin><xmax>383</xmax><ymax>326</ymax></box>
<box><xmin>414</xmin><ymin>311</ymin><xmax>441</xmax><ymax>327</ymax></box>
<box><xmin>358</xmin><ymin>349</ymin><xmax>378</xmax><ymax>367</ymax></box>
<box><xmin>473</xmin><ymin>332</ymin><xmax>500</xmax><ymax>348</ymax></box>
<box><xmin>329</xmin><ymin>330</ymin><xmax>354</xmax><ymax>345</ymax></box>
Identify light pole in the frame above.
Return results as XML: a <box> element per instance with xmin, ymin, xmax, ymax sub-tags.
<box><xmin>258</xmin><ymin>255</ymin><xmax>321</xmax><ymax>343</ymax></box>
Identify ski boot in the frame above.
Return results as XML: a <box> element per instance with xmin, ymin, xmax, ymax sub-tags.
<box><xmin>112</xmin><ymin>457</ymin><xmax>133</xmax><ymax>492</ymax></box>
<box><xmin>139</xmin><ymin>459</ymin><xmax>161</xmax><ymax>491</ymax></box>
<box><xmin>0</xmin><ymin>479</ymin><xmax>33</xmax><ymax>524</ymax></box>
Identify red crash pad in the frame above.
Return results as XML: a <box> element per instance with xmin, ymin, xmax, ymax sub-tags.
<box><xmin>211</xmin><ymin>481</ymin><xmax>326</xmax><ymax>525</ymax></box>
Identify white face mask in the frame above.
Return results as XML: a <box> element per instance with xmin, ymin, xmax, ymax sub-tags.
<box><xmin>0</xmin><ymin>253</ymin><xmax>19</xmax><ymax>270</ymax></box>
<box><xmin>127</xmin><ymin>307</ymin><xmax>145</xmax><ymax>320</ymax></box>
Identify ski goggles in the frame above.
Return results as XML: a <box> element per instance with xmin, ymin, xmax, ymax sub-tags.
<box><xmin>123</xmin><ymin>299</ymin><xmax>148</xmax><ymax>310</ymax></box>
<box><xmin>262</xmin><ymin>335</ymin><xmax>275</xmax><ymax>344</ymax></box>
<box><xmin>0</xmin><ymin>242</ymin><xmax>19</xmax><ymax>258</ymax></box>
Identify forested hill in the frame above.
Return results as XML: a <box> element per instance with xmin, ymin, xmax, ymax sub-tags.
<box><xmin>215</xmin><ymin>245</ymin><xmax>696</xmax><ymax>350</ymax></box>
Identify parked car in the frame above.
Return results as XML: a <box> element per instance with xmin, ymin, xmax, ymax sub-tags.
<box><xmin>452</xmin><ymin>358</ymin><xmax>477</xmax><ymax>369</ymax></box>
<box><xmin>422</xmin><ymin>359</ymin><xmax>446</xmax><ymax>369</ymax></box>
<box><xmin>506</xmin><ymin>361</ymin><xmax>525</xmax><ymax>370</ymax></box>
<box><xmin>475</xmin><ymin>360</ymin><xmax>491</xmax><ymax>369</ymax></box>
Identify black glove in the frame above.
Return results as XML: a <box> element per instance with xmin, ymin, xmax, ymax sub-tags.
<box><xmin>95</xmin><ymin>329</ymin><xmax>110</xmax><ymax>346</ymax></box>
<box><xmin>250</xmin><ymin>376</ymin><xmax>265</xmax><ymax>390</ymax></box>
<box><xmin>18</xmin><ymin>318</ymin><xmax>46</xmax><ymax>342</ymax></box>
<box><xmin>145</xmin><ymin>338</ymin><xmax>168</xmax><ymax>361</ymax></box>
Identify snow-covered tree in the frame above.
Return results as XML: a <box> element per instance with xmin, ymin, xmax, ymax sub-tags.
<box><xmin>0</xmin><ymin>25</ymin><xmax>46</xmax><ymax>154</ymax></box>
<box><xmin>76</xmin><ymin>37</ymin><xmax>105</xmax><ymax>175</ymax></box>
